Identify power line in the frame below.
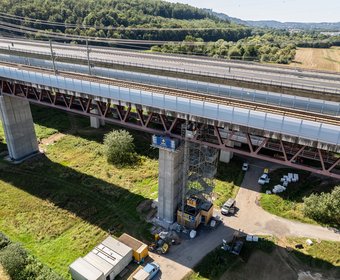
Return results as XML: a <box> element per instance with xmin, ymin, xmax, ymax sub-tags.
<box><xmin>0</xmin><ymin>21</ymin><xmax>182</xmax><ymax>45</ymax></box>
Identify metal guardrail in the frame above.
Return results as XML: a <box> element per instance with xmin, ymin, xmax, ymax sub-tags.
<box><xmin>1</xmin><ymin>46</ymin><xmax>340</xmax><ymax>96</ymax></box>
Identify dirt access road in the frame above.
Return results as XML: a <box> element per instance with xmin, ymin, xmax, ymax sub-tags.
<box><xmin>151</xmin><ymin>159</ymin><xmax>339</xmax><ymax>280</ymax></box>
<box><xmin>227</xmin><ymin>159</ymin><xmax>340</xmax><ymax>240</ymax></box>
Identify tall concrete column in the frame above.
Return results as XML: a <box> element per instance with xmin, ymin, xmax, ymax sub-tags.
<box><xmin>158</xmin><ymin>148</ymin><xmax>184</xmax><ymax>224</ymax></box>
<box><xmin>0</xmin><ymin>95</ymin><xmax>39</xmax><ymax>161</ymax></box>
<box><xmin>219</xmin><ymin>140</ymin><xmax>234</xmax><ymax>163</ymax></box>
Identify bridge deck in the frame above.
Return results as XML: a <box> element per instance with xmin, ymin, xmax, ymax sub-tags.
<box><xmin>0</xmin><ymin>62</ymin><xmax>339</xmax><ymax>151</ymax></box>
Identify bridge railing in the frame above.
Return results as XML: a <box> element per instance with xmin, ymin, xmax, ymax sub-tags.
<box><xmin>1</xmin><ymin>46</ymin><xmax>340</xmax><ymax>97</ymax></box>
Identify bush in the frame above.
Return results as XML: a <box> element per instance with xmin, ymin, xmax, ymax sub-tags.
<box><xmin>0</xmin><ymin>237</ymin><xmax>64</xmax><ymax>280</ymax></box>
<box><xmin>0</xmin><ymin>243</ymin><xmax>27</xmax><ymax>280</ymax></box>
<box><xmin>24</xmin><ymin>255</ymin><xmax>64</xmax><ymax>280</ymax></box>
<box><xmin>303</xmin><ymin>186</ymin><xmax>340</xmax><ymax>227</ymax></box>
<box><xmin>103</xmin><ymin>130</ymin><xmax>136</xmax><ymax>165</ymax></box>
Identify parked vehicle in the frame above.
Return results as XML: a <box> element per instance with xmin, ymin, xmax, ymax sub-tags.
<box><xmin>242</xmin><ymin>163</ymin><xmax>249</xmax><ymax>171</ymax></box>
<box><xmin>258</xmin><ymin>173</ymin><xmax>269</xmax><ymax>185</ymax></box>
<box><xmin>221</xmin><ymin>198</ymin><xmax>236</xmax><ymax>215</ymax></box>
<box><xmin>133</xmin><ymin>262</ymin><xmax>160</xmax><ymax>280</ymax></box>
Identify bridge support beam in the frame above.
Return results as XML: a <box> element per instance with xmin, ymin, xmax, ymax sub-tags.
<box><xmin>219</xmin><ymin>141</ymin><xmax>234</xmax><ymax>163</ymax></box>
<box><xmin>0</xmin><ymin>95</ymin><xmax>38</xmax><ymax>161</ymax></box>
<box><xmin>157</xmin><ymin>148</ymin><xmax>184</xmax><ymax>224</ymax></box>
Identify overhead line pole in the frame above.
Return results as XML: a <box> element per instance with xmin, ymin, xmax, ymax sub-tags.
<box><xmin>86</xmin><ymin>39</ymin><xmax>92</xmax><ymax>75</ymax></box>
<box><xmin>49</xmin><ymin>39</ymin><xmax>56</xmax><ymax>75</ymax></box>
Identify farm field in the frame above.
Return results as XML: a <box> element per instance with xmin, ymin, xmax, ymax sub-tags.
<box><xmin>0</xmin><ymin>105</ymin><xmax>242</xmax><ymax>279</ymax></box>
<box><xmin>289</xmin><ymin>47</ymin><xmax>340</xmax><ymax>72</ymax></box>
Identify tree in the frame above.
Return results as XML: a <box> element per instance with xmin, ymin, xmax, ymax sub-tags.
<box><xmin>303</xmin><ymin>186</ymin><xmax>340</xmax><ymax>226</ymax></box>
<box><xmin>103</xmin><ymin>130</ymin><xmax>135</xmax><ymax>165</ymax></box>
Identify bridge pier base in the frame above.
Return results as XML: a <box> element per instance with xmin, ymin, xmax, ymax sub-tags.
<box><xmin>0</xmin><ymin>95</ymin><xmax>39</xmax><ymax>161</ymax></box>
<box><xmin>90</xmin><ymin>115</ymin><xmax>100</xmax><ymax>128</ymax></box>
<box><xmin>157</xmin><ymin>148</ymin><xmax>184</xmax><ymax>224</ymax></box>
<box><xmin>90</xmin><ymin>109</ymin><xmax>105</xmax><ymax>128</ymax></box>
<box><xmin>219</xmin><ymin>141</ymin><xmax>234</xmax><ymax>163</ymax></box>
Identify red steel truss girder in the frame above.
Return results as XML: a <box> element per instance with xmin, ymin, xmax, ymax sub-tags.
<box><xmin>1</xmin><ymin>80</ymin><xmax>339</xmax><ymax>179</ymax></box>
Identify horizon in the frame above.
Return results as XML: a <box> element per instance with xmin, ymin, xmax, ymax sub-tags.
<box><xmin>166</xmin><ymin>0</ymin><xmax>340</xmax><ymax>23</ymax></box>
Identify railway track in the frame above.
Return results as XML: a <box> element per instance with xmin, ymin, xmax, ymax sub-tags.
<box><xmin>1</xmin><ymin>37</ymin><xmax>340</xmax><ymax>82</ymax></box>
<box><xmin>1</xmin><ymin>61</ymin><xmax>339</xmax><ymax>126</ymax></box>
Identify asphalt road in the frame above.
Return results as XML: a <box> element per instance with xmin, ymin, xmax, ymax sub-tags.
<box><xmin>0</xmin><ymin>37</ymin><xmax>339</xmax><ymax>93</ymax></box>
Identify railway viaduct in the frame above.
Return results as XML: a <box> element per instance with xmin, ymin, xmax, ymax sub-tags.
<box><xmin>0</xmin><ymin>38</ymin><xmax>339</xmax><ymax>224</ymax></box>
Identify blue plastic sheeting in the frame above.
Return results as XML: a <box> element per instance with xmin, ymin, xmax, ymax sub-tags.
<box><xmin>0</xmin><ymin>65</ymin><xmax>339</xmax><ymax>146</ymax></box>
<box><xmin>0</xmin><ymin>54</ymin><xmax>339</xmax><ymax>117</ymax></box>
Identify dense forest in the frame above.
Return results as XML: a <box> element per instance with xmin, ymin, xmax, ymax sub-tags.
<box><xmin>0</xmin><ymin>0</ymin><xmax>252</xmax><ymax>42</ymax></box>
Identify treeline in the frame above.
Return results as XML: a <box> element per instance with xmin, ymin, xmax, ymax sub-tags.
<box><xmin>258</xmin><ymin>31</ymin><xmax>340</xmax><ymax>48</ymax></box>
<box><xmin>1</xmin><ymin>0</ymin><xmax>252</xmax><ymax>42</ymax></box>
<box><xmin>0</xmin><ymin>233</ymin><xmax>63</xmax><ymax>280</ymax></box>
<box><xmin>151</xmin><ymin>35</ymin><xmax>297</xmax><ymax>64</ymax></box>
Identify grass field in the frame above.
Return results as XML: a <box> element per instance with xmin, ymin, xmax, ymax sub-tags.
<box><xmin>289</xmin><ymin>47</ymin><xmax>340</xmax><ymax>72</ymax></box>
<box><xmin>0</xmin><ymin>105</ymin><xmax>243</xmax><ymax>279</ymax></box>
<box><xmin>259</xmin><ymin>168</ymin><xmax>339</xmax><ymax>227</ymax></box>
<box><xmin>286</xmin><ymin>238</ymin><xmax>340</xmax><ymax>268</ymax></box>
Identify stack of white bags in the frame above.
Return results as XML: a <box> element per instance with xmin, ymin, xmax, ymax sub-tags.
<box><xmin>271</xmin><ymin>173</ymin><xmax>299</xmax><ymax>194</ymax></box>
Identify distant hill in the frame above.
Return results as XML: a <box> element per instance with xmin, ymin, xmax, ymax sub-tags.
<box><xmin>204</xmin><ymin>9</ymin><xmax>340</xmax><ymax>31</ymax></box>
<box><xmin>246</xmin><ymin>21</ymin><xmax>340</xmax><ymax>31</ymax></box>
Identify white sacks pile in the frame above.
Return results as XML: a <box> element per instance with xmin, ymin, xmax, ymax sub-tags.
<box><xmin>273</xmin><ymin>173</ymin><xmax>299</xmax><ymax>194</ymax></box>
<box><xmin>272</xmin><ymin>184</ymin><xmax>286</xmax><ymax>193</ymax></box>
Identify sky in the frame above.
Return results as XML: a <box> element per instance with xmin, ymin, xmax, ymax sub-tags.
<box><xmin>166</xmin><ymin>0</ymin><xmax>340</xmax><ymax>23</ymax></box>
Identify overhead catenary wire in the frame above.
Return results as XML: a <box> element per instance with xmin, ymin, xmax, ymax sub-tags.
<box><xmin>0</xmin><ymin>20</ymin><xmax>225</xmax><ymax>45</ymax></box>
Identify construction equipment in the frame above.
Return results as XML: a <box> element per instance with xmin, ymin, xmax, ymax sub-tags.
<box><xmin>148</xmin><ymin>234</ymin><xmax>170</xmax><ymax>254</ymax></box>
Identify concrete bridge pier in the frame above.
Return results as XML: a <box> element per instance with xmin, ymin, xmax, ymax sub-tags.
<box><xmin>0</xmin><ymin>95</ymin><xmax>39</xmax><ymax>161</ymax></box>
<box><xmin>157</xmin><ymin>148</ymin><xmax>184</xmax><ymax>224</ymax></box>
<box><xmin>219</xmin><ymin>140</ymin><xmax>234</xmax><ymax>163</ymax></box>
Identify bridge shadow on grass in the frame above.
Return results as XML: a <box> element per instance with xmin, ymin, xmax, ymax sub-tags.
<box><xmin>31</xmin><ymin>104</ymin><xmax>158</xmax><ymax>159</ymax></box>
<box><xmin>191</xmin><ymin>236</ymin><xmax>340</xmax><ymax>280</ymax></box>
<box><xmin>0</xmin><ymin>142</ymin><xmax>7</xmax><ymax>153</ymax></box>
<box><xmin>0</xmin><ymin>153</ymin><xmax>153</xmax><ymax>242</ymax></box>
